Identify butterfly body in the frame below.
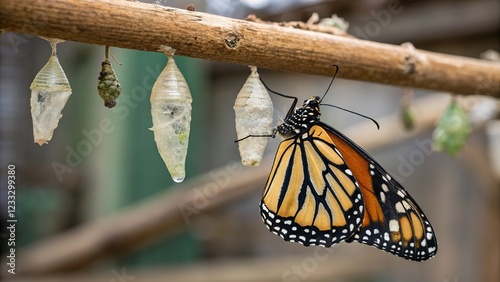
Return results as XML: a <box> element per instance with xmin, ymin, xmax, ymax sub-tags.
<box><xmin>273</xmin><ymin>96</ymin><xmax>322</xmax><ymax>138</ymax></box>
<box><xmin>261</xmin><ymin>96</ymin><xmax>437</xmax><ymax>261</ymax></box>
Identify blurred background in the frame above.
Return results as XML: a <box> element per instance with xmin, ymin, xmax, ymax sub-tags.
<box><xmin>0</xmin><ymin>0</ymin><xmax>499</xmax><ymax>281</ymax></box>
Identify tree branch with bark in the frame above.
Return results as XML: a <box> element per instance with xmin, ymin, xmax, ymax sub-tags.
<box><xmin>0</xmin><ymin>0</ymin><xmax>499</xmax><ymax>96</ymax></box>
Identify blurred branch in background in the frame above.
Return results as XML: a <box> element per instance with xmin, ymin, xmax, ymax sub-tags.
<box><xmin>1</xmin><ymin>253</ymin><xmax>386</xmax><ymax>282</ymax></box>
<box><xmin>1</xmin><ymin>0</ymin><xmax>499</xmax><ymax>96</ymax></box>
<box><xmin>1</xmin><ymin>94</ymin><xmax>462</xmax><ymax>277</ymax></box>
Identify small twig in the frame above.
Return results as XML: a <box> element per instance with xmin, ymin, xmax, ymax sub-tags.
<box><xmin>246</xmin><ymin>14</ymin><xmax>353</xmax><ymax>37</ymax></box>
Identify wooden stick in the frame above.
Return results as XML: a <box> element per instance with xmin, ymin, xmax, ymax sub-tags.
<box><xmin>3</xmin><ymin>254</ymin><xmax>386</xmax><ymax>282</ymax></box>
<box><xmin>0</xmin><ymin>95</ymin><xmax>451</xmax><ymax>276</ymax></box>
<box><xmin>1</xmin><ymin>0</ymin><xmax>499</xmax><ymax>96</ymax></box>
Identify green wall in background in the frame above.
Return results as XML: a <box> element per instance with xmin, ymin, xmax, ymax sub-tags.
<box><xmin>110</xmin><ymin>48</ymin><xmax>208</xmax><ymax>266</ymax></box>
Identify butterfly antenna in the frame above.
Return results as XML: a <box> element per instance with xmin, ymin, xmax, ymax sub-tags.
<box><xmin>320</xmin><ymin>65</ymin><xmax>340</xmax><ymax>102</ymax></box>
<box><xmin>322</xmin><ymin>103</ymin><xmax>380</xmax><ymax>129</ymax></box>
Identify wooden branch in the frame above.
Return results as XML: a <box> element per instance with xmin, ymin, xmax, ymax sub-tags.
<box><xmin>1</xmin><ymin>0</ymin><xmax>499</xmax><ymax>97</ymax></box>
<box><xmin>3</xmin><ymin>254</ymin><xmax>386</xmax><ymax>282</ymax></box>
<box><xmin>0</xmin><ymin>95</ymin><xmax>451</xmax><ymax>277</ymax></box>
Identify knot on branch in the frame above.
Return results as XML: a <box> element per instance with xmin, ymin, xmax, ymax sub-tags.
<box><xmin>401</xmin><ymin>42</ymin><xmax>429</xmax><ymax>77</ymax></box>
<box><xmin>223</xmin><ymin>30</ymin><xmax>242</xmax><ymax>50</ymax></box>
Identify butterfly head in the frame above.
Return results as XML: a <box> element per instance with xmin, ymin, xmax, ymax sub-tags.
<box><xmin>303</xmin><ymin>96</ymin><xmax>322</xmax><ymax>114</ymax></box>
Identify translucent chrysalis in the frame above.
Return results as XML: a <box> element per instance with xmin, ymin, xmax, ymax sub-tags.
<box><xmin>97</xmin><ymin>46</ymin><xmax>121</xmax><ymax>108</ymax></box>
<box><xmin>30</xmin><ymin>38</ymin><xmax>72</xmax><ymax>145</ymax></box>
<box><xmin>234</xmin><ymin>66</ymin><xmax>273</xmax><ymax>166</ymax></box>
<box><xmin>150</xmin><ymin>46</ymin><xmax>192</xmax><ymax>183</ymax></box>
<box><xmin>433</xmin><ymin>99</ymin><xmax>470</xmax><ymax>156</ymax></box>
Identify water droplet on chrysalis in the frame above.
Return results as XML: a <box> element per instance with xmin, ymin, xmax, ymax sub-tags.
<box><xmin>172</xmin><ymin>176</ymin><xmax>185</xmax><ymax>183</ymax></box>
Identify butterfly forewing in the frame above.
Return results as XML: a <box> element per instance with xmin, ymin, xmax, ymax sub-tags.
<box><xmin>324</xmin><ymin>123</ymin><xmax>438</xmax><ymax>261</ymax></box>
<box><xmin>261</xmin><ymin>125</ymin><xmax>365</xmax><ymax>247</ymax></box>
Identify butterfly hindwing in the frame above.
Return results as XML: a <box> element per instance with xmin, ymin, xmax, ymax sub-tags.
<box><xmin>261</xmin><ymin>125</ymin><xmax>364</xmax><ymax>247</ymax></box>
<box><xmin>323</xmin><ymin>122</ymin><xmax>438</xmax><ymax>261</ymax></box>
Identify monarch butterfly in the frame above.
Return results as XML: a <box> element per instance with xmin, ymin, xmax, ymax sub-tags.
<box><xmin>259</xmin><ymin>66</ymin><xmax>438</xmax><ymax>261</ymax></box>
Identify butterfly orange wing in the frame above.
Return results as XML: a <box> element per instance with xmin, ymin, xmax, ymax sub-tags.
<box><xmin>323</xmin><ymin>123</ymin><xmax>438</xmax><ymax>261</ymax></box>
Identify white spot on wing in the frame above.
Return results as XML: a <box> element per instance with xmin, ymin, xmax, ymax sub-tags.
<box><xmin>380</xmin><ymin>192</ymin><xmax>386</xmax><ymax>203</ymax></box>
<box><xmin>402</xmin><ymin>200</ymin><xmax>411</xmax><ymax>210</ymax></box>
<box><xmin>389</xmin><ymin>220</ymin><xmax>399</xmax><ymax>232</ymax></box>
<box><xmin>381</xmin><ymin>183</ymin><xmax>389</xmax><ymax>192</ymax></box>
<box><xmin>395</xmin><ymin>202</ymin><xmax>405</xmax><ymax>213</ymax></box>
<box><xmin>397</xmin><ymin>190</ymin><xmax>406</xmax><ymax>198</ymax></box>
<box><xmin>384</xmin><ymin>232</ymin><xmax>390</xmax><ymax>241</ymax></box>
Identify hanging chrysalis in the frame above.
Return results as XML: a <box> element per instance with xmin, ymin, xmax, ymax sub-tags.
<box><xmin>30</xmin><ymin>38</ymin><xmax>72</xmax><ymax>145</ymax></box>
<box><xmin>150</xmin><ymin>46</ymin><xmax>192</xmax><ymax>183</ymax></box>
<box><xmin>433</xmin><ymin>99</ymin><xmax>471</xmax><ymax>156</ymax></box>
<box><xmin>97</xmin><ymin>46</ymin><xmax>121</xmax><ymax>108</ymax></box>
<box><xmin>400</xmin><ymin>87</ymin><xmax>416</xmax><ymax>130</ymax></box>
<box><xmin>234</xmin><ymin>66</ymin><xmax>273</xmax><ymax>166</ymax></box>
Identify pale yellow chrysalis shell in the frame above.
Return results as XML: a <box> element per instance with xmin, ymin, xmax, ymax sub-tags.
<box><xmin>30</xmin><ymin>39</ymin><xmax>72</xmax><ymax>145</ymax></box>
<box><xmin>234</xmin><ymin>66</ymin><xmax>273</xmax><ymax>166</ymax></box>
<box><xmin>150</xmin><ymin>46</ymin><xmax>192</xmax><ymax>183</ymax></box>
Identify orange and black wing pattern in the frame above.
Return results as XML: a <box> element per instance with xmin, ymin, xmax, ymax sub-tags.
<box><xmin>260</xmin><ymin>123</ymin><xmax>438</xmax><ymax>261</ymax></box>
<box><xmin>261</xmin><ymin>124</ymin><xmax>364</xmax><ymax>247</ymax></box>
<box><xmin>323</xmin><ymin>122</ymin><xmax>437</xmax><ymax>261</ymax></box>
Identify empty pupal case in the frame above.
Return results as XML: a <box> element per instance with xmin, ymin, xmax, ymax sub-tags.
<box><xmin>150</xmin><ymin>46</ymin><xmax>192</xmax><ymax>182</ymax></box>
<box><xmin>234</xmin><ymin>66</ymin><xmax>274</xmax><ymax>166</ymax></box>
<box><xmin>30</xmin><ymin>38</ymin><xmax>72</xmax><ymax>145</ymax></box>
